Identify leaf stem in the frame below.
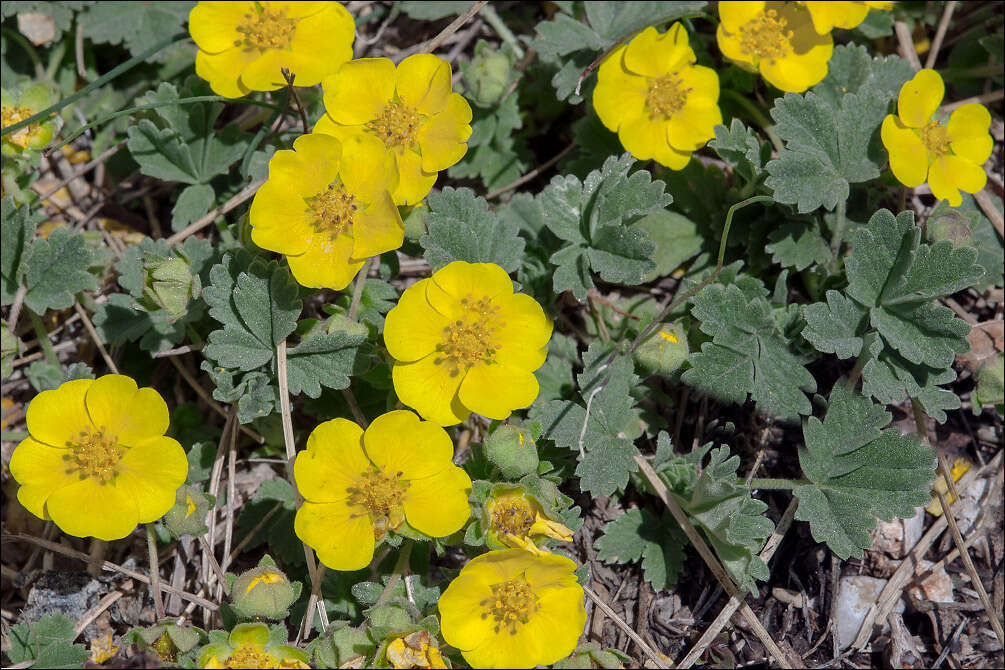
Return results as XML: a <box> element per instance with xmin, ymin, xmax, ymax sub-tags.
<box><xmin>375</xmin><ymin>539</ymin><xmax>413</xmax><ymax>607</ymax></box>
<box><xmin>280</xmin><ymin>69</ymin><xmax>310</xmax><ymax>134</ymax></box>
<box><xmin>27</xmin><ymin>309</ymin><xmax>60</xmax><ymax>367</ymax></box>
<box><xmin>721</xmin><ymin>89</ymin><xmax>783</xmax><ymax>153</ymax></box>
<box><xmin>2</xmin><ymin>33</ymin><xmax>189</xmax><ymax>139</ymax></box>
<box><xmin>146</xmin><ymin>524</ymin><xmax>165</xmax><ymax>620</ymax></box>
<box><xmin>745</xmin><ymin>477</ymin><xmax>800</xmax><ymax>490</ymax></box>
<box><xmin>829</xmin><ymin>198</ymin><xmax>847</xmax><ymax>267</ymax></box>
<box><xmin>480</xmin><ymin>5</ymin><xmax>525</xmax><ymax>58</ymax></box>
<box><xmin>348</xmin><ymin>258</ymin><xmax>374</xmax><ymax>322</ymax></box>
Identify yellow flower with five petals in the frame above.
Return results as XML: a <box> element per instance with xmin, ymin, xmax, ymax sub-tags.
<box><xmin>294</xmin><ymin>410</ymin><xmax>471</xmax><ymax>571</ymax></box>
<box><xmin>384</xmin><ymin>261</ymin><xmax>552</xmax><ymax>427</ymax></box>
<box><xmin>9</xmin><ymin>375</ymin><xmax>187</xmax><ymax>541</ymax></box>
<box><xmin>717</xmin><ymin>1</ymin><xmax>833</xmax><ymax>93</ymax></box>
<box><xmin>315</xmin><ymin>54</ymin><xmax>473</xmax><ymax>206</ymax></box>
<box><xmin>198</xmin><ymin>623</ymin><xmax>309</xmax><ymax>669</ymax></box>
<box><xmin>189</xmin><ymin>1</ymin><xmax>354</xmax><ymax>98</ymax></box>
<box><xmin>438</xmin><ymin>549</ymin><xmax>586</xmax><ymax>669</ymax></box>
<box><xmin>249</xmin><ymin>132</ymin><xmax>403</xmax><ymax>290</ymax></box>
<box><xmin>593</xmin><ymin>24</ymin><xmax>722</xmax><ymax>170</ymax></box>
<box><xmin>798</xmin><ymin>1</ymin><xmax>894</xmax><ymax>34</ymax></box>
<box><xmin>881</xmin><ymin>69</ymin><xmax>992</xmax><ymax>206</ymax></box>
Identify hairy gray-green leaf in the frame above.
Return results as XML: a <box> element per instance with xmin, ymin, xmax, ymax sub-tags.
<box><xmin>23</xmin><ymin>227</ymin><xmax>96</xmax><ymax>313</ymax></box>
<box><xmin>793</xmin><ymin>385</ymin><xmax>936</xmax><ymax>559</ymax></box>
<box><xmin>1</xmin><ymin>197</ymin><xmax>40</xmax><ymax>304</ymax></box>
<box><xmin>596</xmin><ymin>508</ymin><xmax>687</xmax><ymax>591</ymax></box>
<box><xmin>766</xmin><ymin>220</ymin><xmax>831</xmax><ymax>271</ymax></box>
<box><xmin>285</xmin><ymin>330</ymin><xmax>364</xmax><ymax>398</ymax></box>
<box><xmin>171</xmin><ymin>183</ymin><xmax>215</xmax><ymax>232</ymax></box>
<box><xmin>709</xmin><ymin>119</ymin><xmax>767</xmax><ymax>183</ymax></box>
<box><xmin>420</xmin><ymin>186</ymin><xmax>525</xmax><ymax>272</ymax></box>
<box><xmin>813</xmin><ymin>44</ymin><xmax>912</xmax><ymax>109</ymax></box>
<box><xmin>78</xmin><ymin>1</ymin><xmax>194</xmax><ymax>62</ymax></box>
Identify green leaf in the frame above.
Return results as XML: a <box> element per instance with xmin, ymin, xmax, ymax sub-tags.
<box><xmin>201</xmin><ymin>363</ymin><xmax>277</xmax><ymax>424</ymax></box>
<box><xmin>709</xmin><ymin>119</ymin><xmax>767</xmax><ymax>183</ymax></box>
<box><xmin>1</xmin><ymin>2</ymin><xmax>93</xmax><ymax>42</ymax></box>
<box><xmin>793</xmin><ymin>385</ymin><xmax>936</xmax><ymax>559</ymax></box>
<box><xmin>447</xmin><ymin>95</ymin><xmax>529</xmax><ymax>191</ymax></box>
<box><xmin>596</xmin><ymin>508</ymin><xmax>687</xmax><ymax>591</ymax></box>
<box><xmin>672</xmin><ymin>446</ymin><xmax>773</xmax><ymax>593</ymax></box>
<box><xmin>765</xmin><ymin>220</ymin><xmax>831</xmax><ymax>271</ymax></box>
<box><xmin>683</xmin><ymin>283</ymin><xmax>816</xmax><ymax>420</ymax></box>
<box><xmin>633</xmin><ymin>210</ymin><xmax>703</xmax><ymax>281</ymax></box>
<box><xmin>126</xmin><ymin>81</ymin><xmax>248</xmax><ymax>185</ymax></box>
<box><xmin>78</xmin><ymin>1</ymin><xmax>194</xmax><ymax>62</ymax></box>
<box><xmin>801</xmin><ymin>290</ymin><xmax>867</xmax><ymax>359</ymax></box>
<box><xmin>419</xmin><ymin>187</ymin><xmax>525</xmax><ymax>272</ymax></box>
<box><xmin>171</xmin><ymin>183</ymin><xmax>216</xmax><ymax>232</ymax></box>
<box><xmin>6</xmin><ymin>613</ymin><xmax>88</xmax><ymax>669</ymax></box>
<box><xmin>203</xmin><ymin>252</ymin><xmax>301</xmax><ymax>372</ymax></box>
<box><xmin>929</xmin><ymin>194</ymin><xmax>1003</xmax><ymax>290</ymax></box>
<box><xmin>22</xmin><ymin>227</ymin><xmax>96</xmax><ymax>313</ymax></box>
<box><xmin>813</xmin><ymin>44</ymin><xmax>913</xmax><ymax>109</ymax></box>
<box><xmin>1</xmin><ymin>197</ymin><xmax>40</xmax><ymax>304</ymax></box>
<box><xmin>285</xmin><ymin>330</ymin><xmax>364</xmax><ymax>398</ymax></box>
<box><xmin>536</xmin><ymin>154</ymin><xmax>669</xmax><ymax>300</ymax></box>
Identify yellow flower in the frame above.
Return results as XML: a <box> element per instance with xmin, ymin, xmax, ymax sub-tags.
<box><xmin>384</xmin><ymin>261</ymin><xmax>552</xmax><ymax>426</ymax></box>
<box><xmin>315</xmin><ymin>54</ymin><xmax>473</xmax><ymax>206</ymax></box>
<box><xmin>438</xmin><ymin>549</ymin><xmax>587</xmax><ymax>669</ymax></box>
<box><xmin>198</xmin><ymin>623</ymin><xmax>309</xmax><ymax>669</ymax></box>
<box><xmin>799</xmin><ymin>1</ymin><xmax>894</xmax><ymax>34</ymax></box>
<box><xmin>385</xmin><ymin>630</ymin><xmax>447</xmax><ymax>669</ymax></box>
<box><xmin>717</xmin><ymin>1</ymin><xmax>833</xmax><ymax>93</ymax></box>
<box><xmin>249</xmin><ymin>132</ymin><xmax>402</xmax><ymax>290</ymax></box>
<box><xmin>593</xmin><ymin>24</ymin><xmax>722</xmax><ymax>170</ymax></box>
<box><xmin>881</xmin><ymin>69</ymin><xmax>992</xmax><ymax>206</ymax></box>
<box><xmin>294</xmin><ymin>410</ymin><xmax>472</xmax><ymax>571</ymax></box>
<box><xmin>189</xmin><ymin>1</ymin><xmax>354</xmax><ymax>98</ymax></box>
<box><xmin>485</xmin><ymin>488</ymin><xmax>573</xmax><ymax>555</ymax></box>
<box><xmin>8</xmin><ymin>375</ymin><xmax>187</xmax><ymax>541</ymax></box>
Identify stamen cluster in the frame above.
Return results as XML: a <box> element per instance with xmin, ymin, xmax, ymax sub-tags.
<box><xmin>235</xmin><ymin>4</ymin><xmax>296</xmax><ymax>51</ymax></box>
<box><xmin>65</xmin><ymin>427</ymin><xmax>120</xmax><ymax>483</ymax></box>
<box><xmin>480</xmin><ymin>578</ymin><xmax>538</xmax><ymax>635</ymax></box>
<box><xmin>739</xmin><ymin>9</ymin><xmax>794</xmax><ymax>62</ymax></box>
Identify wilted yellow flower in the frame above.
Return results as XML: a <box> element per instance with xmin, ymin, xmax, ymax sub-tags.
<box><xmin>189</xmin><ymin>1</ymin><xmax>354</xmax><ymax>98</ymax></box>
<box><xmin>798</xmin><ymin>1</ymin><xmax>894</xmax><ymax>33</ymax></box>
<box><xmin>438</xmin><ymin>549</ymin><xmax>587</xmax><ymax>669</ymax></box>
<box><xmin>198</xmin><ymin>623</ymin><xmax>309</xmax><ymax>669</ymax></box>
<box><xmin>249</xmin><ymin>132</ymin><xmax>402</xmax><ymax>290</ymax></box>
<box><xmin>315</xmin><ymin>54</ymin><xmax>473</xmax><ymax>205</ymax></box>
<box><xmin>717</xmin><ymin>1</ymin><xmax>833</xmax><ymax>93</ymax></box>
<box><xmin>881</xmin><ymin>69</ymin><xmax>991</xmax><ymax>206</ymax></box>
<box><xmin>485</xmin><ymin>488</ymin><xmax>573</xmax><ymax>555</ymax></box>
<box><xmin>2</xmin><ymin>84</ymin><xmax>61</xmax><ymax>154</ymax></box>
<box><xmin>384</xmin><ymin>261</ymin><xmax>552</xmax><ymax>426</ymax></box>
<box><xmin>294</xmin><ymin>410</ymin><xmax>471</xmax><ymax>571</ymax></box>
<box><xmin>385</xmin><ymin>630</ymin><xmax>447</xmax><ymax>669</ymax></box>
<box><xmin>9</xmin><ymin>375</ymin><xmax>187</xmax><ymax>540</ymax></box>
<box><xmin>593</xmin><ymin>24</ymin><xmax>722</xmax><ymax>170</ymax></box>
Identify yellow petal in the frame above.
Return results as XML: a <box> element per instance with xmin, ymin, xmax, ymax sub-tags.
<box><xmin>240</xmin><ymin>51</ymin><xmax>300</xmax><ymax>93</ymax></box>
<box><xmin>804</xmin><ymin>1</ymin><xmax>869</xmax><ymax>33</ymax></box>
<box><xmin>10</xmin><ymin>438</ymin><xmax>75</xmax><ymax>519</ymax></box>
<box><xmin>458</xmin><ymin>362</ymin><xmax>539</xmax><ymax>420</ymax></box>
<box><xmin>760</xmin><ymin>34</ymin><xmax>832</xmax><ymax>93</ymax></box>
<box><xmin>313</xmin><ymin>111</ymin><xmax>366</xmax><ymax>144</ymax></box>
<box><xmin>391</xmin><ymin>355</ymin><xmax>469</xmax><ymax>426</ymax></box>
<box><xmin>898</xmin><ymin>69</ymin><xmax>945</xmax><ymax>128</ymax></box>
<box><xmin>881</xmin><ymin>115</ymin><xmax>929</xmax><ymax>187</ymax></box>
<box><xmin>351</xmin><ymin>190</ymin><xmax>404</xmax><ymax>260</ymax></box>
<box><xmin>249</xmin><ymin>182</ymin><xmax>313</xmax><ymax>256</ymax></box>
<box><xmin>593</xmin><ymin>46</ymin><xmax>647</xmax><ymax>132</ymax></box>
<box><xmin>188</xmin><ymin>2</ymin><xmax>249</xmax><ymax>53</ymax></box>
<box><xmin>678</xmin><ymin>64</ymin><xmax>720</xmax><ymax>108</ymax></box>
<box><xmin>263</xmin><ymin>145</ymin><xmax>323</xmax><ymax>199</ymax></box>
<box><xmin>339</xmin><ymin>133</ymin><xmax>398</xmax><ymax>206</ymax></box>
<box><xmin>426</xmin><ymin>261</ymin><xmax>514</xmax><ymax>319</ymax></box>
<box><xmin>416</xmin><ymin>93</ymin><xmax>473</xmax><ymax>173</ymax></box>
<box><xmin>295</xmin><ymin>419</ymin><xmax>369</xmax><ymax>501</ymax></box>
<box><xmin>716</xmin><ymin>24</ymin><xmax>758</xmax><ymax>69</ymax></box>
<box><xmin>272</xmin><ymin>1</ymin><xmax>330</xmax><ymax>18</ymax></box>
<box><xmin>229</xmin><ymin>623</ymin><xmax>271</xmax><ymax>648</ymax></box>
<box><xmin>363</xmin><ymin>410</ymin><xmax>454</xmax><ymax>480</ymax></box>
<box><xmin>390</xmin><ymin>148</ymin><xmax>437</xmax><ymax>206</ymax></box>
<box><xmin>623</xmin><ymin>24</ymin><xmax>693</xmax><ymax>78</ymax></box>
<box><xmin>667</xmin><ymin>102</ymin><xmax>721</xmax><ymax>151</ymax></box>
<box><xmin>383</xmin><ymin>279</ymin><xmax>450</xmax><ymax>362</ymax></box>
<box><xmin>402</xmin><ymin>466</ymin><xmax>472</xmax><ymax>537</ymax></box>
<box><xmin>295</xmin><ymin>500</ymin><xmax>375</xmax><ymax>571</ymax></box>
<box><xmin>116</xmin><ymin>436</ymin><xmax>189</xmax><ymax>522</ymax></box>
<box><xmin>195</xmin><ymin>48</ymin><xmax>256</xmax><ymax>99</ymax></box>
<box><xmin>25</xmin><ymin>378</ymin><xmax>94</xmax><ymax>447</ymax></box>
<box><xmin>290</xmin><ymin>132</ymin><xmax>344</xmax><ymax>194</ymax></box>
<box><xmin>45</xmin><ymin>477</ymin><xmax>139</xmax><ymax>540</ymax></box>
<box><xmin>323</xmin><ymin>58</ymin><xmax>396</xmax><ymax>126</ymax></box>
<box><xmin>286</xmin><ymin>230</ymin><xmax>363</xmax><ymax>290</ymax></box>
<box><xmin>947</xmin><ymin>104</ymin><xmax>993</xmax><ymax>164</ymax></box>
<box><xmin>492</xmin><ymin>293</ymin><xmax>552</xmax><ymax>370</ymax></box>
<box><xmin>618</xmin><ymin>115</ymin><xmax>670</xmax><ymax>161</ymax></box>
<box><xmin>84</xmin><ymin>375</ymin><xmax>169</xmax><ymax>447</ymax></box>
<box><xmin>718</xmin><ymin>0</ymin><xmax>766</xmax><ymax>32</ymax></box>
<box><xmin>438</xmin><ymin>574</ymin><xmax>495</xmax><ymax>650</ymax></box>
<box><xmin>396</xmin><ymin>54</ymin><xmax>453</xmax><ymax>116</ymax></box>
<box><xmin>519</xmin><ymin>583</ymin><xmax>586</xmax><ymax>666</ymax></box>
<box><xmin>928</xmin><ymin>155</ymin><xmax>986</xmax><ymax>206</ymax></box>
<box><xmin>281</xmin><ymin>2</ymin><xmax>354</xmax><ymax>87</ymax></box>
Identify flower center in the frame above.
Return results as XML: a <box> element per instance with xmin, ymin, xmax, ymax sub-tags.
<box><xmin>235</xmin><ymin>3</ymin><xmax>297</xmax><ymax>51</ymax></box>
<box><xmin>368</xmin><ymin>102</ymin><xmax>423</xmax><ymax>150</ymax></box>
<box><xmin>151</xmin><ymin>633</ymin><xmax>178</xmax><ymax>663</ymax></box>
<box><xmin>347</xmin><ymin>467</ymin><xmax>409</xmax><ymax>540</ymax></box>
<box><xmin>479</xmin><ymin>578</ymin><xmax>539</xmax><ymax>635</ymax></box>
<box><xmin>491</xmin><ymin>499</ymin><xmax>535</xmax><ymax>538</ymax></box>
<box><xmin>919</xmin><ymin>121</ymin><xmax>951</xmax><ymax>158</ymax></box>
<box><xmin>738</xmin><ymin>9</ymin><xmax>793</xmax><ymax>62</ymax></box>
<box><xmin>1</xmin><ymin>104</ymin><xmax>38</xmax><ymax>149</ymax></box>
<box><xmin>64</xmin><ymin>427</ymin><xmax>121</xmax><ymax>483</ymax></box>
<box><xmin>434</xmin><ymin>295</ymin><xmax>502</xmax><ymax>376</ymax></box>
<box><xmin>226</xmin><ymin>644</ymin><xmax>276</xmax><ymax>669</ymax></box>
<box><xmin>307</xmin><ymin>182</ymin><xmax>357</xmax><ymax>240</ymax></box>
<box><xmin>646</xmin><ymin>73</ymin><xmax>690</xmax><ymax>119</ymax></box>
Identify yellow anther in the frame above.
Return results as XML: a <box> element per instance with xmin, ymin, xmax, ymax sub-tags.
<box><xmin>368</xmin><ymin>101</ymin><xmax>423</xmax><ymax>150</ymax></box>
<box><xmin>738</xmin><ymin>10</ymin><xmax>791</xmax><ymax>63</ymax></box>
<box><xmin>347</xmin><ymin>467</ymin><xmax>409</xmax><ymax>540</ymax></box>
<box><xmin>225</xmin><ymin>644</ymin><xmax>275</xmax><ymax>669</ymax></box>
<box><xmin>919</xmin><ymin>121</ymin><xmax>951</xmax><ymax>157</ymax></box>
<box><xmin>307</xmin><ymin>182</ymin><xmax>357</xmax><ymax>241</ymax></box>
<box><xmin>1</xmin><ymin>104</ymin><xmax>39</xmax><ymax>149</ymax></box>
<box><xmin>646</xmin><ymin>73</ymin><xmax>689</xmax><ymax>119</ymax></box>
<box><xmin>235</xmin><ymin>3</ymin><xmax>297</xmax><ymax>51</ymax></box>
<box><xmin>434</xmin><ymin>295</ymin><xmax>502</xmax><ymax>375</ymax></box>
<box><xmin>479</xmin><ymin>578</ymin><xmax>539</xmax><ymax>635</ymax></box>
<box><xmin>63</xmin><ymin>427</ymin><xmax>121</xmax><ymax>484</ymax></box>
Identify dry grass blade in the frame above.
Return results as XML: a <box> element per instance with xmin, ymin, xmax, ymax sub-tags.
<box><xmin>583</xmin><ymin>585</ymin><xmax>669</xmax><ymax>669</ymax></box>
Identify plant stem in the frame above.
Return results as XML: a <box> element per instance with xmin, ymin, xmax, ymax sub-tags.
<box><xmin>829</xmin><ymin>198</ymin><xmax>847</xmax><ymax>265</ymax></box>
<box><xmin>745</xmin><ymin>477</ymin><xmax>801</xmax><ymax>490</ymax></box>
<box><xmin>281</xmin><ymin>69</ymin><xmax>310</xmax><ymax>134</ymax></box>
<box><xmin>721</xmin><ymin>89</ymin><xmax>784</xmax><ymax>153</ymax></box>
<box><xmin>375</xmin><ymin>540</ymin><xmax>413</xmax><ymax>607</ymax></box>
<box><xmin>480</xmin><ymin>5</ymin><xmax>524</xmax><ymax>58</ymax></box>
<box><xmin>27</xmin><ymin>309</ymin><xmax>59</xmax><ymax>367</ymax></box>
<box><xmin>146</xmin><ymin>524</ymin><xmax>165</xmax><ymax>620</ymax></box>
<box><xmin>2</xmin><ymin>33</ymin><xmax>188</xmax><ymax>139</ymax></box>
<box><xmin>348</xmin><ymin>258</ymin><xmax>374</xmax><ymax>322</ymax></box>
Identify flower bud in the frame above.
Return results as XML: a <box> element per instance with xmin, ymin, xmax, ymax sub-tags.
<box><xmin>2</xmin><ymin>83</ymin><xmax>61</xmax><ymax>157</ymax></box>
<box><xmin>633</xmin><ymin>322</ymin><xmax>688</xmax><ymax>377</ymax></box>
<box><xmin>162</xmin><ymin>485</ymin><xmax>213</xmax><ymax>539</ymax></box>
<box><xmin>462</xmin><ymin>41</ymin><xmax>514</xmax><ymax>108</ymax></box>
<box><xmin>129</xmin><ymin>621</ymin><xmax>203</xmax><ymax>663</ymax></box>
<box><xmin>231</xmin><ymin>561</ymin><xmax>300</xmax><ymax>620</ymax></box>
<box><xmin>145</xmin><ymin>256</ymin><xmax>201</xmax><ymax>321</ymax></box>
<box><xmin>484</xmin><ymin>424</ymin><xmax>539</xmax><ymax>479</ymax></box>
<box><xmin>927</xmin><ymin>210</ymin><xmax>973</xmax><ymax>248</ymax></box>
